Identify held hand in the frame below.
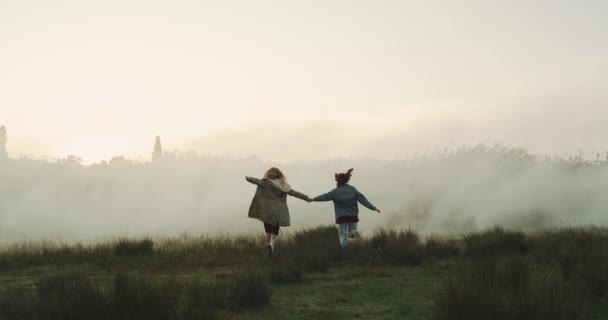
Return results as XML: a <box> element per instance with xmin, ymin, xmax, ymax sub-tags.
<box><xmin>307</xmin><ymin>197</ymin><xmax>314</xmax><ymax>203</ymax></box>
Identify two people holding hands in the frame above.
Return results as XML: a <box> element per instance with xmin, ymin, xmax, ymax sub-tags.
<box><xmin>245</xmin><ymin>167</ymin><xmax>380</xmax><ymax>257</ymax></box>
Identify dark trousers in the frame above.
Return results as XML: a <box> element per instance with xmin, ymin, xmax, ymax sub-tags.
<box><xmin>264</xmin><ymin>223</ymin><xmax>280</xmax><ymax>235</ymax></box>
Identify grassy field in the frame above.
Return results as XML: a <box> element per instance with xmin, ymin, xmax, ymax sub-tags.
<box><xmin>1</xmin><ymin>226</ymin><xmax>608</xmax><ymax>320</ymax></box>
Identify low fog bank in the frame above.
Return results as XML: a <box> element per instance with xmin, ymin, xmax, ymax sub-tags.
<box><xmin>1</xmin><ymin>145</ymin><xmax>608</xmax><ymax>243</ymax></box>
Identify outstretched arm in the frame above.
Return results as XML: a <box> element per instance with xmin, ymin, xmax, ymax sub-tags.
<box><xmin>356</xmin><ymin>189</ymin><xmax>380</xmax><ymax>212</ymax></box>
<box><xmin>313</xmin><ymin>191</ymin><xmax>334</xmax><ymax>202</ymax></box>
<box><xmin>287</xmin><ymin>189</ymin><xmax>311</xmax><ymax>202</ymax></box>
<box><xmin>245</xmin><ymin>176</ymin><xmax>263</xmax><ymax>186</ymax></box>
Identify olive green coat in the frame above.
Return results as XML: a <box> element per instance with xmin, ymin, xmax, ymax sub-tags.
<box><xmin>247</xmin><ymin>177</ymin><xmax>309</xmax><ymax>226</ymax></box>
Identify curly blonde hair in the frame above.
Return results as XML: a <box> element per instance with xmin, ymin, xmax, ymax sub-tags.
<box><xmin>264</xmin><ymin>167</ymin><xmax>286</xmax><ymax>183</ymax></box>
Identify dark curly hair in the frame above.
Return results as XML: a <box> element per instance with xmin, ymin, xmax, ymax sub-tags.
<box><xmin>335</xmin><ymin>168</ymin><xmax>354</xmax><ymax>187</ymax></box>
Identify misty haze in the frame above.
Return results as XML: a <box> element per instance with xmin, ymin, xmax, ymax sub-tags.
<box><xmin>1</xmin><ymin>141</ymin><xmax>607</xmax><ymax>243</ymax></box>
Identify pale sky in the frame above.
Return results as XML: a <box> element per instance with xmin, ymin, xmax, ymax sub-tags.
<box><xmin>1</xmin><ymin>0</ymin><xmax>607</xmax><ymax>163</ymax></box>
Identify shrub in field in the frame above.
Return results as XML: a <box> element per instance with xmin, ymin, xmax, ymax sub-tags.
<box><xmin>0</xmin><ymin>271</ymin><xmax>110</xmax><ymax>320</ymax></box>
<box><xmin>179</xmin><ymin>280</ymin><xmax>230</xmax><ymax>320</ymax></box>
<box><xmin>268</xmin><ymin>248</ymin><xmax>304</xmax><ymax>284</ymax></box>
<box><xmin>463</xmin><ymin>227</ymin><xmax>528</xmax><ymax>257</ymax></box>
<box><xmin>154</xmin><ymin>235</ymin><xmax>261</xmax><ymax>268</ymax></box>
<box><xmin>266</xmin><ymin>226</ymin><xmax>341</xmax><ymax>282</ymax></box>
<box><xmin>0</xmin><ymin>243</ymin><xmax>114</xmax><ymax>270</ymax></box>
<box><xmin>113</xmin><ymin>238</ymin><xmax>154</xmax><ymax>257</ymax></box>
<box><xmin>424</xmin><ymin>237</ymin><xmax>460</xmax><ymax>259</ymax></box>
<box><xmin>579</xmin><ymin>260</ymin><xmax>608</xmax><ymax>299</ymax></box>
<box><xmin>434</xmin><ymin>275</ymin><xmax>505</xmax><ymax>320</ymax></box>
<box><xmin>433</xmin><ymin>258</ymin><xmax>591</xmax><ymax>320</ymax></box>
<box><xmin>525</xmin><ymin>270</ymin><xmax>590</xmax><ymax>320</ymax></box>
<box><xmin>0</xmin><ymin>286</ymin><xmax>38</xmax><ymax>320</ymax></box>
<box><xmin>530</xmin><ymin>227</ymin><xmax>608</xmax><ymax>271</ymax></box>
<box><xmin>371</xmin><ymin>229</ymin><xmax>424</xmax><ymax>265</ymax></box>
<box><xmin>112</xmin><ymin>271</ymin><xmax>267</xmax><ymax>318</ymax></box>
<box><xmin>269</xmin><ymin>260</ymin><xmax>303</xmax><ymax>283</ymax></box>
<box><xmin>112</xmin><ymin>271</ymin><xmax>181</xmax><ymax>320</ymax></box>
<box><xmin>529</xmin><ymin>227</ymin><xmax>608</xmax><ymax>300</ymax></box>
<box><xmin>0</xmin><ymin>267</ymin><xmax>272</xmax><ymax>320</ymax></box>
<box><xmin>35</xmin><ymin>271</ymin><xmax>109</xmax><ymax>320</ymax></box>
<box><xmin>338</xmin><ymin>240</ymin><xmax>374</xmax><ymax>262</ymax></box>
<box><xmin>0</xmin><ymin>273</ymin><xmax>111</xmax><ymax>320</ymax></box>
<box><xmin>227</xmin><ymin>269</ymin><xmax>270</xmax><ymax>310</ymax></box>
<box><xmin>292</xmin><ymin>226</ymin><xmax>341</xmax><ymax>272</ymax></box>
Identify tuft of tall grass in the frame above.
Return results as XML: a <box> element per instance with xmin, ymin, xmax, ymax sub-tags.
<box><xmin>113</xmin><ymin>238</ymin><xmax>154</xmax><ymax>257</ymax></box>
<box><xmin>23</xmin><ymin>271</ymin><xmax>108</xmax><ymax>320</ymax></box>
<box><xmin>267</xmin><ymin>246</ymin><xmax>304</xmax><ymax>284</ymax></box>
<box><xmin>371</xmin><ymin>228</ymin><xmax>424</xmax><ymax>265</ymax></box>
<box><xmin>463</xmin><ymin>227</ymin><xmax>528</xmax><ymax>258</ymax></box>
<box><xmin>292</xmin><ymin>226</ymin><xmax>341</xmax><ymax>273</ymax></box>
<box><xmin>0</xmin><ymin>235</ymin><xmax>262</xmax><ymax>271</ymax></box>
<box><xmin>154</xmin><ymin>235</ymin><xmax>260</xmax><ymax>268</ymax></box>
<box><xmin>112</xmin><ymin>271</ymin><xmax>181</xmax><ymax>320</ymax></box>
<box><xmin>226</xmin><ymin>269</ymin><xmax>270</xmax><ymax>310</ymax></box>
<box><xmin>433</xmin><ymin>258</ymin><xmax>591</xmax><ymax>320</ymax></box>
<box><xmin>0</xmin><ymin>286</ymin><xmax>38</xmax><ymax>320</ymax></box>
<box><xmin>0</xmin><ymin>269</ymin><xmax>271</xmax><ymax>320</ymax></box>
<box><xmin>424</xmin><ymin>237</ymin><xmax>460</xmax><ymax>259</ymax></box>
<box><xmin>179</xmin><ymin>280</ymin><xmax>229</xmax><ymax>320</ymax></box>
<box><xmin>3</xmin><ymin>226</ymin><xmax>608</xmax><ymax>319</ymax></box>
<box><xmin>529</xmin><ymin>227</ymin><xmax>608</xmax><ymax>298</ymax></box>
<box><xmin>0</xmin><ymin>242</ymin><xmax>114</xmax><ymax>270</ymax></box>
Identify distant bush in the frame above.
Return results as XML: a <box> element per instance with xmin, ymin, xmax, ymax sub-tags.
<box><xmin>113</xmin><ymin>238</ymin><xmax>154</xmax><ymax>257</ymax></box>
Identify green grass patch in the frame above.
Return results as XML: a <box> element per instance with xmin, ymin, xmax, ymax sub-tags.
<box><xmin>1</xmin><ymin>225</ymin><xmax>608</xmax><ymax>319</ymax></box>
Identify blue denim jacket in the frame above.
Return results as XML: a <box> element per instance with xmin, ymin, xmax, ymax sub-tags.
<box><xmin>313</xmin><ymin>184</ymin><xmax>376</xmax><ymax>220</ymax></box>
